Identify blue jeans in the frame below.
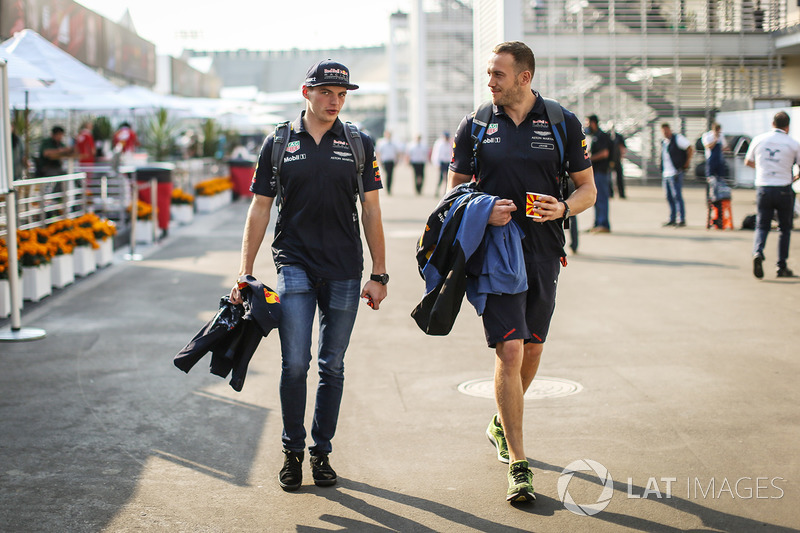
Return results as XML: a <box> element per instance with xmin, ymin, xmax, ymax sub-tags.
<box><xmin>663</xmin><ymin>172</ymin><xmax>686</xmax><ymax>223</ymax></box>
<box><xmin>593</xmin><ymin>171</ymin><xmax>611</xmax><ymax>229</ymax></box>
<box><xmin>277</xmin><ymin>265</ymin><xmax>360</xmax><ymax>455</ymax></box>
<box><xmin>753</xmin><ymin>185</ymin><xmax>795</xmax><ymax>268</ymax></box>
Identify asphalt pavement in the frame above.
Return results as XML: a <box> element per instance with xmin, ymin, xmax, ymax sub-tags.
<box><xmin>1</xmin><ymin>167</ymin><xmax>799</xmax><ymax>532</ymax></box>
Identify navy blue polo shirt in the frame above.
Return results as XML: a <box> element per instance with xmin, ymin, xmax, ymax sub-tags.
<box><xmin>250</xmin><ymin>112</ymin><xmax>382</xmax><ymax>280</ymax></box>
<box><xmin>450</xmin><ymin>91</ymin><xmax>590</xmax><ymax>260</ymax></box>
<box><xmin>588</xmin><ymin>127</ymin><xmax>613</xmax><ymax>173</ymax></box>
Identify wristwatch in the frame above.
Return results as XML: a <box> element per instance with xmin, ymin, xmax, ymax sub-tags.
<box><xmin>370</xmin><ymin>273</ymin><xmax>390</xmax><ymax>285</ymax></box>
<box><xmin>560</xmin><ymin>201</ymin><xmax>571</xmax><ymax>220</ymax></box>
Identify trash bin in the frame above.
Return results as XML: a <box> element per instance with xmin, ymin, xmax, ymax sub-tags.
<box><xmin>228</xmin><ymin>158</ymin><xmax>256</xmax><ymax>198</ymax></box>
<box><xmin>136</xmin><ymin>164</ymin><xmax>175</xmax><ymax>231</ymax></box>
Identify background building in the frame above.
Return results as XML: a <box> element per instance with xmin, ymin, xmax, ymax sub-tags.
<box><xmin>0</xmin><ymin>0</ymin><xmax>219</xmax><ymax>97</ymax></box>
<box><xmin>473</xmin><ymin>0</ymin><xmax>800</xmax><ymax>176</ymax></box>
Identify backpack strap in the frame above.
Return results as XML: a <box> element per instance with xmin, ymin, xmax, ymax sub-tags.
<box><xmin>542</xmin><ymin>97</ymin><xmax>572</xmax><ymax>229</ymax></box>
<box><xmin>470</xmin><ymin>101</ymin><xmax>495</xmax><ymax>183</ymax></box>
<box><xmin>343</xmin><ymin>121</ymin><xmax>366</xmax><ymax>203</ymax></box>
<box><xmin>270</xmin><ymin>120</ymin><xmax>291</xmax><ymax>210</ymax></box>
<box><xmin>542</xmin><ymin>98</ymin><xmax>565</xmax><ymax>168</ymax></box>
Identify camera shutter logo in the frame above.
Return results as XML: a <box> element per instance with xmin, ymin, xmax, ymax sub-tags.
<box><xmin>558</xmin><ymin>459</ymin><xmax>614</xmax><ymax>516</ymax></box>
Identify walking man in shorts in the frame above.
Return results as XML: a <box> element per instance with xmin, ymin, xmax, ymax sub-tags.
<box><xmin>448</xmin><ymin>41</ymin><xmax>596</xmax><ymax>503</ymax></box>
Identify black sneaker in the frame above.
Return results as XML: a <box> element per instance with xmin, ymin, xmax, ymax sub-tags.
<box><xmin>753</xmin><ymin>254</ymin><xmax>764</xmax><ymax>279</ymax></box>
<box><xmin>777</xmin><ymin>267</ymin><xmax>797</xmax><ymax>278</ymax></box>
<box><xmin>279</xmin><ymin>450</ymin><xmax>303</xmax><ymax>491</ymax></box>
<box><xmin>310</xmin><ymin>454</ymin><xmax>337</xmax><ymax>487</ymax></box>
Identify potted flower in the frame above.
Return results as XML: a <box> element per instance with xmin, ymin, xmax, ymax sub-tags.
<box><xmin>71</xmin><ymin>226</ymin><xmax>98</xmax><ymax>277</ymax></box>
<box><xmin>194</xmin><ymin>177</ymin><xmax>233</xmax><ymax>213</ymax></box>
<box><xmin>48</xmin><ymin>231</ymin><xmax>75</xmax><ymax>289</ymax></box>
<box><xmin>0</xmin><ymin>240</ymin><xmax>14</xmax><ymax>317</ymax></box>
<box><xmin>18</xmin><ymin>228</ymin><xmax>53</xmax><ymax>302</ymax></box>
<box><xmin>171</xmin><ymin>188</ymin><xmax>195</xmax><ymax>225</ymax></box>
<box><xmin>130</xmin><ymin>200</ymin><xmax>155</xmax><ymax>244</ymax></box>
<box><xmin>82</xmin><ymin>214</ymin><xmax>117</xmax><ymax>267</ymax></box>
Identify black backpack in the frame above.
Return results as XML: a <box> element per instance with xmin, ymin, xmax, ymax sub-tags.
<box><xmin>270</xmin><ymin>120</ymin><xmax>366</xmax><ymax>210</ymax></box>
<box><xmin>470</xmin><ymin>97</ymin><xmax>572</xmax><ymax>228</ymax></box>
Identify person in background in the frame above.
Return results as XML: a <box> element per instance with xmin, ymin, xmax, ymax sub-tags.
<box><xmin>610</xmin><ymin>126</ymin><xmax>626</xmax><ymax>199</ymax></box>
<box><xmin>660</xmin><ymin>123</ymin><xmax>693</xmax><ymax>227</ymax></box>
<box><xmin>407</xmin><ymin>134</ymin><xmax>428</xmax><ymax>195</ymax></box>
<box><xmin>745</xmin><ymin>111</ymin><xmax>800</xmax><ymax>279</ymax></box>
<box><xmin>112</xmin><ymin>122</ymin><xmax>139</xmax><ymax>153</ymax></box>
<box><xmin>75</xmin><ymin>120</ymin><xmax>95</xmax><ymax>164</ymax></box>
<box><xmin>702</xmin><ymin>122</ymin><xmax>727</xmax><ymax>179</ymax></box>
<box><xmin>431</xmin><ymin>131</ymin><xmax>452</xmax><ymax>197</ymax></box>
<box><xmin>585</xmin><ymin>115</ymin><xmax>613</xmax><ymax>233</ymax></box>
<box><xmin>375</xmin><ymin>130</ymin><xmax>403</xmax><ymax>195</ymax></box>
<box><xmin>11</xmin><ymin>123</ymin><xmax>25</xmax><ymax>180</ymax></box>
<box><xmin>37</xmin><ymin>126</ymin><xmax>74</xmax><ymax>178</ymax></box>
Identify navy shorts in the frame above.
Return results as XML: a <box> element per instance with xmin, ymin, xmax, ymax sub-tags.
<box><xmin>481</xmin><ymin>258</ymin><xmax>561</xmax><ymax>348</ymax></box>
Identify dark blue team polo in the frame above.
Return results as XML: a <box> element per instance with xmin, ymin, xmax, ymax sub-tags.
<box><xmin>450</xmin><ymin>91</ymin><xmax>590</xmax><ymax>260</ymax></box>
<box><xmin>250</xmin><ymin>112</ymin><xmax>382</xmax><ymax>280</ymax></box>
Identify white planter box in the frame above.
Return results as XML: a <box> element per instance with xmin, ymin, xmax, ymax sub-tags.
<box><xmin>22</xmin><ymin>264</ymin><xmax>52</xmax><ymax>302</ymax></box>
<box><xmin>195</xmin><ymin>191</ymin><xmax>232</xmax><ymax>213</ymax></box>
<box><xmin>73</xmin><ymin>245</ymin><xmax>97</xmax><ymax>277</ymax></box>
<box><xmin>135</xmin><ymin>219</ymin><xmax>154</xmax><ymax>244</ymax></box>
<box><xmin>0</xmin><ymin>279</ymin><xmax>11</xmax><ymax>317</ymax></box>
<box><xmin>51</xmin><ymin>254</ymin><xmax>75</xmax><ymax>289</ymax></box>
<box><xmin>96</xmin><ymin>239</ymin><xmax>113</xmax><ymax>267</ymax></box>
<box><xmin>195</xmin><ymin>195</ymin><xmax>217</xmax><ymax>213</ymax></box>
<box><xmin>171</xmin><ymin>204</ymin><xmax>194</xmax><ymax>225</ymax></box>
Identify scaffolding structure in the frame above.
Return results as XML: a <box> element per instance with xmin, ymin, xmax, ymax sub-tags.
<box><xmin>522</xmin><ymin>0</ymin><xmax>791</xmax><ymax>176</ymax></box>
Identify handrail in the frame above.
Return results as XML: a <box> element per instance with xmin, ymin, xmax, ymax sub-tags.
<box><xmin>12</xmin><ymin>172</ymin><xmax>87</xmax><ymax>188</ymax></box>
<box><xmin>73</xmin><ymin>165</ymin><xmax>138</xmax><ymax>175</ymax></box>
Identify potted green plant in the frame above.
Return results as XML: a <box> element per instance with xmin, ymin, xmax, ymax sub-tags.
<box><xmin>142</xmin><ymin>108</ymin><xmax>178</xmax><ymax>161</ymax></box>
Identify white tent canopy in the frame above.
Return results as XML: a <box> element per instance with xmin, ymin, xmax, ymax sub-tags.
<box><xmin>0</xmin><ymin>29</ymin><xmax>287</xmax><ymax>128</ymax></box>
<box><xmin>0</xmin><ymin>29</ymin><xmax>118</xmax><ymax>94</ymax></box>
<box><xmin>0</xmin><ymin>29</ymin><xmax>132</xmax><ymax>111</ymax></box>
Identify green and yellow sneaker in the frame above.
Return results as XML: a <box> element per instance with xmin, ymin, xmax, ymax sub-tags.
<box><xmin>486</xmin><ymin>414</ymin><xmax>510</xmax><ymax>464</ymax></box>
<box><xmin>507</xmin><ymin>460</ymin><xmax>536</xmax><ymax>503</ymax></box>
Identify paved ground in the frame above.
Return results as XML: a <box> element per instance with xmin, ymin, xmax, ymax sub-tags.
<box><xmin>1</xmin><ymin>167</ymin><xmax>799</xmax><ymax>532</ymax></box>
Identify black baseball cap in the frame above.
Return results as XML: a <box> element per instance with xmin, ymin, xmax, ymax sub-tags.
<box><xmin>304</xmin><ymin>59</ymin><xmax>359</xmax><ymax>90</ymax></box>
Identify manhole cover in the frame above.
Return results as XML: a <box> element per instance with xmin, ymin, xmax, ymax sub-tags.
<box><xmin>457</xmin><ymin>376</ymin><xmax>583</xmax><ymax>400</ymax></box>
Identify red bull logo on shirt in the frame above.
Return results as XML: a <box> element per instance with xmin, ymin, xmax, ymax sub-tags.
<box><xmin>264</xmin><ymin>288</ymin><xmax>280</xmax><ymax>304</ymax></box>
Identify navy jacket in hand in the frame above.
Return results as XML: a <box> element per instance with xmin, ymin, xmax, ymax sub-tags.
<box><xmin>174</xmin><ymin>276</ymin><xmax>281</xmax><ymax>392</ymax></box>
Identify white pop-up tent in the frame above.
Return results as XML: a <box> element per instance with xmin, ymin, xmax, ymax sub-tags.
<box><xmin>0</xmin><ymin>29</ymin><xmax>118</xmax><ymax>100</ymax></box>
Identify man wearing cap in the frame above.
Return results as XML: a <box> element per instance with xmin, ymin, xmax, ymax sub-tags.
<box><xmin>230</xmin><ymin>59</ymin><xmax>388</xmax><ymax>491</ymax></box>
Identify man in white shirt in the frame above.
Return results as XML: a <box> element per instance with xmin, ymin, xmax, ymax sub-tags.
<box><xmin>407</xmin><ymin>134</ymin><xmax>429</xmax><ymax>195</ymax></box>
<box><xmin>430</xmin><ymin>131</ymin><xmax>452</xmax><ymax>197</ymax></box>
<box><xmin>660</xmin><ymin>123</ymin><xmax>694</xmax><ymax>227</ymax></box>
<box><xmin>375</xmin><ymin>131</ymin><xmax>403</xmax><ymax>195</ymax></box>
<box><xmin>745</xmin><ymin>111</ymin><xmax>800</xmax><ymax>279</ymax></box>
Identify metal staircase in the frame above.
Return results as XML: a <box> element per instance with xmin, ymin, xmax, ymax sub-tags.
<box><xmin>523</xmin><ymin>0</ymin><xmax>788</xmax><ymax>177</ymax></box>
